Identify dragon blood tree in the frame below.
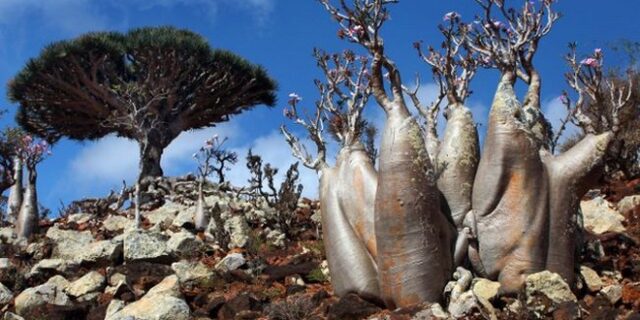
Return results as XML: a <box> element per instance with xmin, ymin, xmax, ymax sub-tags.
<box><xmin>319</xmin><ymin>0</ymin><xmax>458</xmax><ymax>307</ymax></box>
<box><xmin>457</xmin><ymin>0</ymin><xmax>632</xmax><ymax>292</ymax></box>
<box><xmin>282</xmin><ymin>49</ymin><xmax>381</xmax><ymax>301</ymax></box>
<box><xmin>8</xmin><ymin>26</ymin><xmax>276</xmax><ymax>185</ymax></box>
<box><xmin>15</xmin><ymin>135</ymin><xmax>50</xmax><ymax>240</ymax></box>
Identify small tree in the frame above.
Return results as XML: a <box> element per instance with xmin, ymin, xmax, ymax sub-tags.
<box><xmin>192</xmin><ymin>135</ymin><xmax>237</xmax><ymax>230</ymax></box>
<box><xmin>8</xmin><ymin>26</ymin><xmax>276</xmax><ymax>185</ymax></box>
<box><xmin>15</xmin><ymin>135</ymin><xmax>50</xmax><ymax>240</ymax></box>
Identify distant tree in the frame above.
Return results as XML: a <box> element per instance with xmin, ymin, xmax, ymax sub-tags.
<box><xmin>8</xmin><ymin>26</ymin><xmax>277</xmax><ymax>185</ymax></box>
<box><xmin>15</xmin><ymin>135</ymin><xmax>50</xmax><ymax>240</ymax></box>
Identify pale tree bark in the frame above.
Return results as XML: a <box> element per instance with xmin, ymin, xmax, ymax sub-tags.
<box><xmin>7</xmin><ymin>156</ymin><xmax>23</xmax><ymax>224</ymax></box>
<box><xmin>16</xmin><ymin>166</ymin><xmax>38</xmax><ymax>240</ymax></box>
<box><xmin>194</xmin><ymin>178</ymin><xmax>208</xmax><ymax>231</ymax></box>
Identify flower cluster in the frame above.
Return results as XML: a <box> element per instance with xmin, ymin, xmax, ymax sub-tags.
<box><xmin>580</xmin><ymin>48</ymin><xmax>603</xmax><ymax>68</ymax></box>
<box><xmin>443</xmin><ymin>11</ymin><xmax>460</xmax><ymax>22</ymax></box>
<box><xmin>19</xmin><ymin>135</ymin><xmax>51</xmax><ymax>167</ymax></box>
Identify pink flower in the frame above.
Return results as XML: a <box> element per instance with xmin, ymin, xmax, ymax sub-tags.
<box><xmin>485</xmin><ymin>20</ymin><xmax>505</xmax><ymax>29</ymax></box>
<box><xmin>443</xmin><ymin>11</ymin><xmax>460</xmax><ymax>21</ymax></box>
<box><xmin>580</xmin><ymin>57</ymin><xmax>600</xmax><ymax>68</ymax></box>
<box><xmin>594</xmin><ymin>48</ymin><xmax>602</xmax><ymax>55</ymax></box>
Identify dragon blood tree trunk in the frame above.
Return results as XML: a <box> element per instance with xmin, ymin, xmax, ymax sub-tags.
<box><xmin>7</xmin><ymin>156</ymin><xmax>23</xmax><ymax>224</ymax></box>
<box><xmin>16</xmin><ymin>167</ymin><xmax>38</xmax><ymax>240</ymax></box>
<box><xmin>375</xmin><ymin>103</ymin><xmax>456</xmax><ymax>308</ymax></box>
<box><xmin>470</xmin><ymin>77</ymin><xmax>549</xmax><ymax>294</ymax></box>
<box><xmin>437</xmin><ymin>104</ymin><xmax>480</xmax><ymax>229</ymax></box>
<box><xmin>543</xmin><ymin>133</ymin><xmax>613</xmax><ymax>286</ymax></box>
<box><xmin>138</xmin><ymin>134</ymin><xmax>166</xmax><ymax>182</ymax></box>
<box><xmin>319</xmin><ymin>148</ymin><xmax>380</xmax><ymax>300</ymax></box>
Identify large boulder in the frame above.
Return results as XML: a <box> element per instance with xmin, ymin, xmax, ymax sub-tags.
<box><xmin>14</xmin><ymin>276</ymin><xmax>74</xmax><ymax>317</ymax></box>
<box><xmin>102</xmin><ymin>215</ymin><xmax>133</xmax><ymax>233</ymax></box>
<box><xmin>223</xmin><ymin>215</ymin><xmax>250</xmax><ymax>249</ymax></box>
<box><xmin>144</xmin><ymin>201</ymin><xmax>183</xmax><ymax>226</ymax></box>
<box><xmin>75</xmin><ymin>239</ymin><xmax>123</xmax><ymax>265</ymax></box>
<box><xmin>46</xmin><ymin>226</ymin><xmax>94</xmax><ymax>260</ymax></box>
<box><xmin>28</xmin><ymin>259</ymin><xmax>79</xmax><ymax>278</ymax></box>
<box><xmin>171</xmin><ymin>261</ymin><xmax>215</xmax><ymax>288</ymax></box>
<box><xmin>107</xmin><ymin>275</ymin><xmax>190</xmax><ymax>320</ymax></box>
<box><xmin>64</xmin><ymin>271</ymin><xmax>105</xmax><ymax>298</ymax></box>
<box><xmin>166</xmin><ymin>230</ymin><xmax>204</xmax><ymax>257</ymax></box>
<box><xmin>580</xmin><ymin>196</ymin><xmax>627</xmax><ymax>234</ymax></box>
<box><xmin>123</xmin><ymin>230</ymin><xmax>171</xmax><ymax>263</ymax></box>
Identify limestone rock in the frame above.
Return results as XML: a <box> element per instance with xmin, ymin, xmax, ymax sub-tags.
<box><xmin>525</xmin><ymin>271</ymin><xmax>577</xmax><ymax>315</ymax></box>
<box><xmin>223</xmin><ymin>215</ymin><xmax>250</xmax><ymax>249</ymax></box>
<box><xmin>64</xmin><ymin>271</ymin><xmax>105</xmax><ymax>298</ymax></box>
<box><xmin>172</xmin><ymin>207</ymin><xmax>196</xmax><ymax>228</ymax></box>
<box><xmin>145</xmin><ymin>201</ymin><xmax>182</xmax><ymax>226</ymax></box>
<box><xmin>215</xmin><ymin>253</ymin><xmax>246</xmax><ymax>272</ymax></box>
<box><xmin>472</xmin><ymin>278</ymin><xmax>501</xmax><ymax>302</ymax></box>
<box><xmin>102</xmin><ymin>215</ymin><xmax>132</xmax><ymax>232</ymax></box>
<box><xmin>14</xmin><ymin>277</ymin><xmax>73</xmax><ymax>317</ymax></box>
<box><xmin>0</xmin><ymin>282</ymin><xmax>13</xmax><ymax>305</ymax></box>
<box><xmin>266</xmin><ymin>229</ymin><xmax>286</xmax><ymax>248</ymax></box>
<box><xmin>75</xmin><ymin>239</ymin><xmax>123</xmax><ymax>265</ymax></box>
<box><xmin>2</xmin><ymin>312</ymin><xmax>24</xmax><ymax>320</ymax></box>
<box><xmin>67</xmin><ymin>213</ymin><xmax>93</xmax><ymax>224</ymax></box>
<box><xmin>46</xmin><ymin>226</ymin><xmax>94</xmax><ymax>260</ymax></box>
<box><xmin>107</xmin><ymin>276</ymin><xmax>190</xmax><ymax>320</ymax></box>
<box><xmin>145</xmin><ymin>275</ymin><xmax>181</xmax><ymax>298</ymax></box>
<box><xmin>123</xmin><ymin>230</ymin><xmax>171</xmax><ymax>262</ymax></box>
<box><xmin>617</xmin><ymin>194</ymin><xmax>640</xmax><ymax>214</ymax></box>
<box><xmin>580</xmin><ymin>265</ymin><xmax>603</xmax><ymax>292</ymax></box>
<box><xmin>580</xmin><ymin>196</ymin><xmax>626</xmax><ymax>234</ymax></box>
<box><xmin>167</xmin><ymin>230</ymin><xmax>203</xmax><ymax>257</ymax></box>
<box><xmin>0</xmin><ymin>258</ymin><xmax>10</xmax><ymax>269</ymax></box>
<box><xmin>105</xmin><ymin>299</ymin><xmax>125</xmax><ymax>319</ymax></box>
<box><xmin>28</xmin><ymin>259</ymin><xmax>79</xmax><ymax>277</ymax></box>
<box><xmin>600</xmin><ymin>284</ymin><xmax>623</xmax><ymax>304</ymax></box>
<box><xmin>171</xmin><ymin>261</ymin><xmax>214</xmax><ymax>288</ymax></box>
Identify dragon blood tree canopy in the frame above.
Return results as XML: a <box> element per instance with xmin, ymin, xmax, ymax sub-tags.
<box><xmin>8</xmin><ymin>26</ymin><xmax>277</xmax><ymax>181</ymax></box>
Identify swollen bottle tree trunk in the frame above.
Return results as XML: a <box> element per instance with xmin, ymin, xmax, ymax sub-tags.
<box><xmin>7</xmin><ymin>156</ymin><xmax>23</xmax><ymax>224</ymax></box>
<box><xmin>437</xmin><ymin>104</ymin><xmax>480</xmax><ymax>229</ymax></box>
<box><xmin>194</xmin><ymin>178</ymin><xmax>208</xmax><ymax>231</ymax></box>
<box><xmin>16</xmin><ymin>166</ymin><xmax>38</xmax><ymax>240</ymax></box>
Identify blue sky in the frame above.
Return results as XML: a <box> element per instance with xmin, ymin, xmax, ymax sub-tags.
<box><xmin>0</xmin><ymin>0</ymin><xmax>638</xmax><ymax>213</ymax></box>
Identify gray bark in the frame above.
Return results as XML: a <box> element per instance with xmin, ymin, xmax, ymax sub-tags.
<box><xmin>7</xmin><ymin>156</ymin><xmax>23</xmax><ymax>224</ymax></box>
<box><xmin>16</xmin><ymin>166</ymin><xmax>38</xmax><ymax>240</ymax></box>
<box><xmin>194</xmin><ymin>179</ymin><xmax>208</xmax><ymax>230</ymax></box>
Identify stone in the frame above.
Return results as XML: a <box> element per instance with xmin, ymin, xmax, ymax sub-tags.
<box><xmin>448</xmin><ymin>291</ymin><xmax>483</xmax><ymax>318</ymax></box>
<box><xmin>327</xmin><ymin>293</ymin><xmax>381</xmax><ymax>320</ymax></box>
<box><xmin>472</xmin><ymin>278</ymin><xmax>501</xmax><ymax>301</ymax></box>
<box><xmin>67</xmin><ymin>213</ymin><xmax>93</xmax><ymax>224</ymax></box>
<box><xmin>46</xmin><ymin>226</ymin><xmax>94</xmax><ymax>260</ymax></box>
<box><xmin>600</xmin><ymin>284</ymin><xmax>623</xmax><ymax>304</ymax></box>
<box><xmin>75</xmin><ymin>239</ymin><xmax>123</xmax><ymax>265</ymax></box>
<box><xmin>107</xmin><ymin>295</ymin><xmax>190</xmax><ymax>320</ymax></box>
<box><xmin>64</xmin><ymin>271</ymin><xmax>105</xmax><ymax>297</ymax></box>
<box><xmin>123</xmin><ymin>230</ymin><xmax>171</xmax><ymax>262</ymax></box>
<box><xmin>580</xmin><ymin>196</ymin><xmax>627</xmax><ymax>234</ymax></box>
<box><xmin>580</xmin><ymin>265</ymin><xmax>603</xmax><ymax>292</ymax></box>
<box><xmin>171</xmin><ymin>261</ymin><xmax>214</xmax><ymax>288</ymax></box>
<box><xmin>215</xmin><ymin>253</ymin><xmax>246</xmax><ymax>272</ymax></box>
<box><xmin>103</xmin><ymin>215</ymin><xmax>132</xmax><ymax>232</ymax></box>
<box><xmin>145</xmin><ymin>201</ymin><xmax>183</xmax><ymax>226</ymax></box>
<box><xmin>525</xmin><ymin>271</ymin><xmax>577</xmax><ymax>315</ymax></box>
<box><xmin>0</xmin><ymin>227</ymin><xmax>15</xmax><ymax>243</ymax></box>
<box><xmin>266</xmin><ymin>229</ymin><xmax>286</xmax><ymax>248</ymax></box>
<box><xmin>105</xmin><ymin>299</ymin><xmax>125</xmax><ymax>319</ymax></box>
<box><xmin>167</xmin><ymin>230</ymin><xmax>203</xmax><ymax>257</ymax></box>
<box><xmin>28</xmin><ymin>259</ymin><xmax>79</xmax><ymax>277</ymax></box>
<box><xmin>14</xmin><ymin>279</ymin><xmax>73</xmax><ymax>317</ymax></box>
<box><xmin>0</xmin><ymin>282</ymin><xmax>13</xmax><ymax>305</ymax></box>
<box><xmin>25</xmin><ymin>242</ymin><xmax>48</xmax><ymax>260</ymax></box>
<box><xmin>411</xmin><ymin>303</ymin><xmax>449</xmax><ymax>319</ymax></box>
<box><xmin>172</xmin><ymin>207</ymin><xmax>196</xmax><ymax>228</ymax></box>
<box><xmin>46</xmin><ymin>275</ymin><xmax>71</xmax><ymax>289</ymax></box>
<box><xmin>223</xmin><ymin>215</ymin><xmax>250</xmax><ymax>249</ymax></box>
<box><xmin>617</xmin><ymin>194</ymin><xmax>640</xmax><ymax>214</ymax></box>
<box><xmin>320</xmin><ymin>260</ymin><xmax>331</xmax><ymax>281</ymax></box>
<box><xmin>2</xmin><ymin>312</ymin><xmax>24</xmax><ymax>320</ymax></box>
<box><xmin>0</xmin><ymin>258</ymin><xmax>10</xmax><ymax>269</ymax></box>
<box><xmin>145</xmin><ymin>275</ymin><xmax>181</xmax><ymax>298</ymax></box>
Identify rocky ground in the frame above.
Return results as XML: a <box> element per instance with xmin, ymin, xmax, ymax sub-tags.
<box><xmin>0</xmin><ymin>175</ymin><xmax>639</xmax><ymax>320</ymax></box>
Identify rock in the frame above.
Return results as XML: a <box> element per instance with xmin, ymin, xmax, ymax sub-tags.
<box><xmin>215</xmin><ymin>253</ymin><xmax>246</xmax><ymax>272</ymax></box>
<box><xmin>223</xmin><ymin>215</ymin><xmax>250</xmax><ymax>249</ymax></box>
<box><xmin>172</xmin><ymin>207</ymin><xmax>196</xmax><ymax>228</ymax></box>
<box><xmin>145</xmin><ymin>275</ymin><xmax>181</xmax><ymax>298</ymax></box>
<box><xmin>67</xmin><ymin>213</ymin><xmax>93</xmax><ymax>224</ymax></box>
<box><xmin>327</xmin><ymin>293</ymin><xmax>380</xmax><ymax>320</ymax></box>
<box><xmin>123</xmin><ymin>230</ymin><xmax>171</xmax><ymax>262</ymax></box>
<box><xmin>412</xmin><ymin>303</ymin><xmax>449</xmax><ymax>319</ymax></box>
<box><xmin>266</xmin><ymin>229</ymin><xmax>286</xmax><ymax>248</ymax></box>
<box><xmin>171</xmin><ymin>261</ymin><xmax>215</xmax><ymax>288</ymax></box>
<box><xmin>580</xmin><ymin>196</ymin><xmax>627</xmax><ymax>234</ymax></box>
<box><xmin>103</xmin><ymin>215</ymin><xmax>133</xmax><ymax>232</ymax></box>
<box><xmin>600</xmin><ymin>284</ymin><xmax>623</xmax><ymax>304</ymax></box>
<box><xmin>580</xmin><ymin>265</ymin><xmax>603</xmax><ymax>292</ymax></box>
<box><xmin>167</xmin><ymin>230</ymin><xmax>203</xmax><ymax>257</ymax></box>
<box><xmin>525</xmin><ymin>271</ymin><xmax>577</xmax><ymax>315</ymax></box>
<box><xmin>46</xmin><ymin>275</ymin><xmax>71</xmax><ymax>289</ymax></box>
<box><xmin>107</xmin><ymin>295</ymin><xmax>190</xmax><ymax>320</ymax></box>
<box><xmin>0</xmin><ymin>258</ymin><xmax>10</xmax><ymax>269</ymax></box>
<box><xmin>46</xmin><ymin>226</ymin><xmax>94</xmax><ymax>259</ymax></box>
<box><xmin>320</xmin><ymin>260</ymin><xmax>331</xmax><ymax>281</ymax></box>
<box><xmin>64</xmin><ymin>271</ymin><xmax>105</xmax><ymax>297</ymax></box>
<box><xmin>28</xmin><ymin>259</ymin><xmax>79</xmax><ymax>277</ymax></box>
<box><xmin>105</xmin><ymin>299</ymin><xmax>125</xmax><ymax>319</ymax></box>
<box><xmin>2</xmin><ymin>313</ymin><xmax>24</xmax><ymax>320</ymax></box>
<box><xmin>25</xmin><ymin>242</ymin><xmax>49</xmax><ymax>260</ymax></box>
<box><xmin>14</xmin><ymin>277</ymin><xmax>73</xmax><ymax>317</ymax></box>
<box><xmin>472</xmin><ymin>278</ymin><xmax>501</xmax><ymax>301</ymax></box>
<box><xmin>0</xmin><ymin>282</ymin><xmax>13</xmax><ymax>305</ymax></box>
<box><xmin>0</xmin><ymin>227</ymin><xmax>15</xmax><ymax>243</ymax></box>
<box><xmin>448</xmin><ymin>291</ymin><xmax>480</xmax><ymax>318</ymax></box>
<box><xmin>145</xmin><ymin>201</ymin><xmax>182</xmax><ymax>226</ymax></box>
<box><xmin>617</xmin><ymin>194</ymin><xmax>640</xmax><ymax>214</ymax></box>
<box><xmin>75</xmin><ymin>239</ymin><xmax>123</xmax><ymax>265</ymax></box>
